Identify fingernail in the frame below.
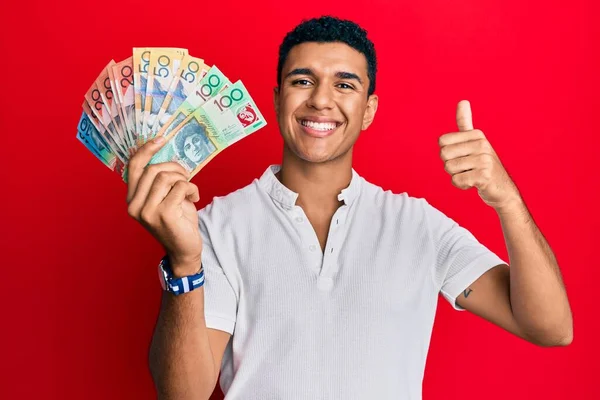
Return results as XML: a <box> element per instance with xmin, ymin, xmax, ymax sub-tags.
<box><xmin>153</xmin><ymin>136</ymin><xmax>165</xmax><ymax>144</ymax></box>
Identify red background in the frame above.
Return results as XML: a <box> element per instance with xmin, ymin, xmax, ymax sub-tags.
<box><xmin>1</xmin><ymin>0</ymin><xmax>597</xmax><ymax>398</ymax></box>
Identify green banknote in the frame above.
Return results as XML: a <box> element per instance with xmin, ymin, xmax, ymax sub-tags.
<box><xmin>156</xmin><ymin>65</ymin><xmax>229</xmax><ymax>138</ymax></box>
<box><xmin>150</xmin><ymin>80</ymin><xmax>266</xmax><ymax>175</ymax></box>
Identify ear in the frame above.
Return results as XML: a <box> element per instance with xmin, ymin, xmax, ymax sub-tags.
<box><xmin>273</xmin><ymin>87</ymin><xmax>280</xmax><ymax>117</ymax></box>
<box><xmin>361</xmin><ymin>94</ymin><xmax>379</xmax><ymax>130</ymax></box>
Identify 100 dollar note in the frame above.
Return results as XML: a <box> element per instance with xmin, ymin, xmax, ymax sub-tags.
<box><xmin>150</xmin><ymin>80</ymin><xmax>266</xmax><ymax>176</ymax></box>
<box><xmin>156</xmin><ymin>65</ymin><xmax>229</xmax><ymax>138</ymax></box>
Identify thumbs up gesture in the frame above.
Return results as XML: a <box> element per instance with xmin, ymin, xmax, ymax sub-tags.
<box><xmin>438</xmin><ymin>100</ymin><xmax>522</xmax><ymax>210</ymax></box>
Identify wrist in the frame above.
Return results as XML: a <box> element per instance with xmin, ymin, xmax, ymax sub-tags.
<box><xmin>158</xmin><ymin>255</ymin><xmax>205</xmax><ymax>295</ymax></box>
<box><xmin>169</xmin><ymin>254</ymin><xmax>203</xmax><ymax>278</ymax></box>
<box><xmin>494</xmin><ymin>196</ymin><xmax>527</xmax><ymax>218</ymax></box>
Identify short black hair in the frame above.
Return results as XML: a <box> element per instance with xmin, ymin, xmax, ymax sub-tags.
<box><xmin>277</xmin><ymin>16</ymin><xmax>377</xmax><ymax>96</ymax></box>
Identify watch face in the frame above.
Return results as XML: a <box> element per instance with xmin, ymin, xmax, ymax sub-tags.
<box><xmin>158</xmin><ymin>263</ymin><xmax>167</xmax><ymax>290</ymax></box>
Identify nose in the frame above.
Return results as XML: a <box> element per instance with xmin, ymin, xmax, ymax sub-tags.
<box><xmin>306</xmin><ymin>81</ymin><xmax>334</xmax><ymax>110</ymax></box>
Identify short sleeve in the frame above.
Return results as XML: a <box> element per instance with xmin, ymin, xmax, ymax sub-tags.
<box><xmin>198</xmin><ymin>203</ymin><xmax>239</xmax><ymax>334</ymax></box>
<box><xmin>422</xmin><ymin>199</ymin><xmax>508</xmax><ymax>311</ymax></box>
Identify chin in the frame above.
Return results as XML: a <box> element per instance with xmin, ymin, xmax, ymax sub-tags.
<box><xmin>286</xmin><ymin>143</ymin><xmax>329</xmax><ymax>163</ymax></box>
<box><xmin>281</xmin><ymin>128</ymin><xmax>352</xmax><ymax>164</ymax></box>
<box><xmin>297</xmin><ymin>143</ymin><xmax>350</xmax><ymax>164</ymax></box>
<box><xmin>301</xmin><ymin>153</ymin><xmax>333</xmax><ymax>164</ymax></box>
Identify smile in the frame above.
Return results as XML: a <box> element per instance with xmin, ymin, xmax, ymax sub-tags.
<box><xmin>298</xmin><ymin>118</ymin><xmax>342</xmax><ymax>138</ymax></box>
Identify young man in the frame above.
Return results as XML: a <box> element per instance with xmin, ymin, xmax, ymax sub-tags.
<box><xmin>126</xmin><ymin>16</ymin><xmax>573</xmax><ymax>400</ymax></box>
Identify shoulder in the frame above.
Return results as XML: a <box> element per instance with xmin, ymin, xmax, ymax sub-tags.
<box><xmin>197</xmin><ymin>177</ymin><xmax>263</xmax><ymax>229</ymax></box>
<box><xmin>357</xmin><ymin>178</ymin><xmax>457</xmax><ymax>241</ymax></box>
<box><xmin>355</xmin><ymin>179</ymin><xmax>445</xmax><ymax>265</ymax></box>
<box><xmin>359</xmin><ymin>178</ymin><xmax>431</xmax><ymax>221</ymax></box>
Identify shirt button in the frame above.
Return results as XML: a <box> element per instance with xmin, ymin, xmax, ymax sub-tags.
<box><xmin>309</xmin><ymin>244</ymin><xmax>317</xmax><ymax>252</ymax></box>
<box><xmin>295</xmin><ymin>217</ymin><xmax>303</xmax><ymax>223</ymax></box>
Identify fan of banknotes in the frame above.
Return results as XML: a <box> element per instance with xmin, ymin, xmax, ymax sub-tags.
<box><xmin>76</xmin><ymin>47</ymin><xmax>266</xmax><ymax>180</ymax></box>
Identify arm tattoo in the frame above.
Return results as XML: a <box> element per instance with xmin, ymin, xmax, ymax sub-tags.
<box><xmin>463</xmin><ymin>288</ymin><xmax>473</xmax><ymax>298</ymax></box>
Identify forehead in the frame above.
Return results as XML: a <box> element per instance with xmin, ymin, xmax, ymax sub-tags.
<box><xmin>283</xmin><ymin>42</ymin><xmax>368</xmax><ymax>79</ymax></box>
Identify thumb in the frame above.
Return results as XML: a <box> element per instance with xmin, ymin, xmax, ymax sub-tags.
<box><xmin>456</xmin><ymin>100</ymin><xmax>473</xmax><ymax>132</ymax></box>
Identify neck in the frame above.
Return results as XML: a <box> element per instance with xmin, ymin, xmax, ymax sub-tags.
<box><xmin>276</xmin><ymin>145</ymin><xmax>353</xmax><ymax>216</ymax></box>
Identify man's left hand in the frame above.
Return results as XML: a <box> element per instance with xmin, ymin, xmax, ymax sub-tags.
<box><xmin>438</xmin><ymin>100</ymin><xmax>522</xmax><ymax>211</ymax></box>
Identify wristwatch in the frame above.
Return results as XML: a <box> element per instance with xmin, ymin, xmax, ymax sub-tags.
<box><xmin>158</xmin><ymin>255</ymin><xmax>205</xmax><ymax>295</ymax></box>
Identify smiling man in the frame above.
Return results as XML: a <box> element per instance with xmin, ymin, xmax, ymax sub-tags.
<box><xmin>126</xmin><ymin>16</ymin><xmax>574</xmax><ymax>400</ymax></box>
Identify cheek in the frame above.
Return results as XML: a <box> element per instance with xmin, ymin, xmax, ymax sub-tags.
<box><xmin>280</xmin><ymin>92</ymin><xmax>306</xmax><ymax>119</ymax></box>
<box><xmin>340</xmin><ymin>101</ymin><xmax>365</xmax><ymax>125</ymax></box>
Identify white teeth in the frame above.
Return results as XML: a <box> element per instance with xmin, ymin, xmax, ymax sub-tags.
<box><xmin>301</xmin><ymin>120</ymin><xmax>338</xmax><ymax>131</ymax></box>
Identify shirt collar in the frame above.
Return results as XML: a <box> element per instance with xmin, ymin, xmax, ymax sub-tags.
<box><xmin>258</xmin><ymin>164</ymin><xmax>362</xmax><ymax>210</ymax></box>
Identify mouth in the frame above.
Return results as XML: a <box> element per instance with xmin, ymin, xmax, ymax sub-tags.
<box><xmin>297</xmin><ymin>118</ymin><xmax>343</xmax><ymax>138</ymax></box>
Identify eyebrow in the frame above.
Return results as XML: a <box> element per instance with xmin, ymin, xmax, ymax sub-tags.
<box><xmin>285</xmin><ymin>68</ymin><xmax>363</xmax><ymax>85</ymax></box>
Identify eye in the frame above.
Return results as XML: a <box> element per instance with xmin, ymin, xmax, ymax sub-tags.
<box><xmin>291</xmin><ymin>79</ymin><xmax>312</xmax><ymax>86</ymax></box>
<box><xmin>337</xmin><ymin>82</ymin><xmax>354</xmax><ymax>90</ymax></box>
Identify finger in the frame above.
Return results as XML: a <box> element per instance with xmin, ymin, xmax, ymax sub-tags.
<box><xmin>126</xmin><ymin>136</ymin><xmax>167</xmax><ymax>199</ymax></box>
<box><xmin>161</xmin><ymin>181</ymin><xmax>200</xmax><ymax>210</ymax></box>
<box><xmin>128</xmin><ymin>162</ymin><xmax>189</xmax><ymax>204</ymax></box>
<box><xmin>450</xmin><ymin>169</ymin><xmax>481</xmax><ymax>190</ymax></box>
<box><xmin>128</xmin><ymin>169</ymin><xmax>188</xmax><ymax>219</ymax></box>
<box><xmin>456</xmin><ymin>100</ymin><xmax>473</xmax><ymax>132</ymax></box>
<box><xmin>142</xmin><ymin>172</ymin><xmax>192</xmax><ymax>215</ymax></box>
<box><xmin>439</xmin><ymin>137</ymin><xmax>491</xmax><ymax>161</ymax></box>
<box><xmin>438</xmin><ymin>130</ymin><xmax>485</xmax><ymax>148</ymax></box>
<box><xmin>444</xmin><ymin>154</ymin><xmax>478</xmax><ymax>175</ymax></box>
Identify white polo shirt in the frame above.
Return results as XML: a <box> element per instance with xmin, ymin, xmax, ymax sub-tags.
<box><xmin>198</xmin><ymin>164</ymin><xmax>506</xmax><ymax>400</ymax></box>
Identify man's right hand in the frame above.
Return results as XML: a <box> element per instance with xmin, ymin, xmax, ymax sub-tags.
<box><xmin>126</xmin><ymin>137</ymin><xmax>203</xmax><ymax>276</ymax></box>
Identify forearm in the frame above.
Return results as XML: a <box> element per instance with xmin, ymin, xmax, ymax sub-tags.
<box><xmin>496</xmin><ymin>198</ymin><xmax>573</xmax><ymax>346</ymax></box>
<box><xmin>149</xmin><ymin>287</ymin><xmax>217</xmax><ymax>400</ymax></box>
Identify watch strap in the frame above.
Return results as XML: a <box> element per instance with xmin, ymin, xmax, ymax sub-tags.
<box><xmin>159</xmin><ymin>256</ymin><xmax>205</xmax><ymax>295</ymax></box>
